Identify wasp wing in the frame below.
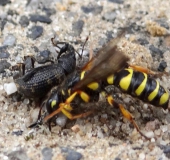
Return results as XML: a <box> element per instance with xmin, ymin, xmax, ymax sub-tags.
<box><xmin>72</xmin><ymin>31</ymin><xmax>129</xmax><ymax>92</ymax></box>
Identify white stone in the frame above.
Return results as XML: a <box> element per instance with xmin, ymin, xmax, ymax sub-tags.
<box><xmin>55</xmin><ymin>114</ymin><xmax>68</xmax><ymax>127</ymax></box>
<box><xmin>144</xmin><ymin>131</ymin><xmax>154</xmax><ymax>138</ymax></box>
<box><xmin>23</xmin><ymin>98</ymin><xmax>30</xmax><ymax>105</ymax></box>
<box><xmin>3</xmin><ymin>82</ymin><xmax>17</xmax><ymax>95</ymax></box>
<box><xmin>0</xmin><ymin>85</ymin><xmax>3</xmax><ymax>90</ymax></box>
<box><xmin>139</xmin><ymin>153</ymin><xmax>145</xmax><ymax>160</ymax></box>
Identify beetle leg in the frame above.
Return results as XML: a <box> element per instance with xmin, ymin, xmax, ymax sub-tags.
<box><xmin>11</xmin><ymin>63</ymin><xmax>25</xmax><ymax>77</ymax></box>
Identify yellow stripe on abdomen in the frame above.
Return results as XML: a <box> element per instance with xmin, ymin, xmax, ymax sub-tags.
<box><xmin>119</xmin><ymin>69</ymin><xmax>133</xmax><ymax>91</ymax></box>
<box><xmin>159</xmin><ymin>90</ymin><xmax>169</xmax><ymax>105</ymax></box>
<box><xmin>148</xmin><ymin>80</ymin><xmax>159</xmax><ymax>101</ymax></box>
<box><xmin>135</xmin><ymin>73</ymin><xmax>147</xmax><ymax>96</ymax></box>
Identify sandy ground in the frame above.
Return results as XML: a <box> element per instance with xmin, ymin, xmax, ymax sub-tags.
<box><xmin>0</xmin><ymin>0</ymin><xmax>170</xmax><ymax>159</ymax></box>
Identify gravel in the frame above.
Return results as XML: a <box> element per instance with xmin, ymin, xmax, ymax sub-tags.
<box><xmin>3</xmin><ymin>34</ymin><xmax>16</xmax><ymax>46</ymax></box>
<box><xmin>0</xmin><ymin>0</ymin><xmax>170</xmax><ymax>159</ymax></box>
<box><xmin>27</xmin><ymin>25</ymin><xmax>44</xmax><ymax>40</ymax></box>
<box><xmin>29</xmin><ymin>14</ymin><xmax>52</xmax><ymax>24</ymax></box>
<box><xmin>19</xmin><ymin>15</ymin><xmax>30</xmax><ymax>27</ymax></box>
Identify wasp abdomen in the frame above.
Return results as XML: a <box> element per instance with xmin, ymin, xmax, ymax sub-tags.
<box><xmin>107</xmin><ymin>68</ymin><xmax>169</xmax><ymax>109</ymax></box>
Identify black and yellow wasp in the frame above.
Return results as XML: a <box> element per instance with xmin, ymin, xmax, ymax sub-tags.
<box><xmin>31</xmin><ymin>31</ymin><xmax>169</xmax><ymax>139</ymax></box>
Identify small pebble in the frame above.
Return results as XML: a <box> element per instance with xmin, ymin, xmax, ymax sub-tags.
<box><xmin>160</xmin><ymin>125</ymin><xmax>168</xmax><ymax>132</ymax></box>
<box><xmin>139</xmin><ymin>153</ymin><xmax>145</xmax><ymax>160</ymax></box>
<box><xmin>142</xmin><ymin>104</ymin><xmax>148</xmax><ymax>110</ymax></box>
<box><xmin>158</xmin><ymin>60</ymin><xmax>167</xmax><ymax>72</ymax></box>
<box><xmin>149</xmin><ymin>45</ymin><xmax>164</xmax><ymax>58</ymax></box>
<box><xmin>137</xmin><ymin>38</ymin><xmax>149</xmax><ymax>45</ymax></box>
<box><xmin>23</xmin><ymin>98</ymin><xmax>30</xmax><ymax>105</ymax></box>
<box><xmin>32</xmin><ymin>46</ymin><xmax>39</xmax><ymax>52</ymax></box>
<box><xmin>12</xmin><ymin>130</ymin><xmax>23</xmax><ymax>136</ymax></box>
<box><xmin>4</xmin><ymin>82</ymin><xmax>17</xmax><ymax>95</ymax></box>
<box><xmin>115</xmin><ymin>158</ymin><xmax>121</xmax><ymax>160</ymax></box>
<box><xmin>7</xmin><ymin>149</ymin><xmax>30</xmax><ymax>160</ymax></box>
<box><xmin>0</xmin><ymin>60</ymin><xmax>11</xmax><ymax>73</ymax></box>
<box><xmin>15</xmin><ymin>55</ymin><xmax>22</xmax><ymax>62</ymax></box>
<box><xmin>108</xmin><ymin>0</ymin><xmax>124</xmax><ymax>4</ymax></box>
<box><xmin>151</xmin><ymin>138</ymin><xmax>155</xmax><ymax>142</ymax></box>
<box><xmin>29</xmin><ymin>14</ymin><xmax>52</xmax><ymax>24</ymax></box>
<box><xmin>0</xmin><ymin>52</ymin><xmax>10</xmax><ymax>59</ymax></box>
<box><xmin>81</xmin><ymin>4</ymin><xmax>103</xmax><ymax>15</ymax></box>
<box><xmin>156</xmin><ymin>18</ymin><xmax>169</xmax><ymax>29</ymax></box>
<box><xmin>19</xmin><ymin>15</ymin><xmax>29</xmax><ymax>27</ymax></box>
<box><xmin>154</xmin><ymin>129</ymin><xmax>161</xmax><ymax>136</ymax></box>
<box><xmin>144</xmin><ymin>131</ymin><xmax>154</xmax><ymax>138</ymax></box>
<box><xmin>145</xmin><ymin>120</ymin><xmax>156</xmax><ymax>131</ymax></box>
<box><xmin>7</xmin><ymin>9</ymin><xmax>18</xmax><ymax>16</ymax></box>
<box><xmin>0</xmin><ymin>18</ymin><xmax>7</xmax><ymax>31</ymax></box>
<box><xmin>56</xmin><ymin>114</ymin><xmax>68</xmax><ymax>127</ymax></box>
<box><xmin>97</xmin><ymin>127</ymin><xmax>104</xmax><ymax>138</ymax></box>
<box><xmin>27</xmin><ymin>26</ymin><xmax>43</xmax><ymax>40</ymax></box>
<box><xmin>42</xmin><ymin>7</ymin><xmax>56</xmax><ymax>16</ymax></box>
<box><xmin>36</xmin><ymin>50</ymin><xmax>51</xmax><ymax>63</ymax></box>
<box><xmin>72</xmin><ymin>20</ymin><xmax>84</xmax><ymax>37</ymax></box>
<box><xmin>123</xmin><ymin>97</ymin><xmax>131</xmax><ymax>103</ymax></box>
<box><xmin>42</xmin><ymin>147</ymin><xmax>53</xmax><ymax>160</ymax></box>
<box><xmin>163</xmin><ymin>145</ymin><xmax>170</xmax><ymax>153</ymax></box>
<box><xmin>102</xmin><ymin>11</ymin><xmax>117</xmax><ymax>22</ymax></box>
<box><xmin>71</xmin><ymin>124</ymin><xmax>80</xmax><ymax>133</ymax></box>
<box><xmin>0</xmin><ymin>0</ymin><xmax>11</xmax><ymax>6</ymax></box>
<box><xmin>39</xmin><ymin>50</ymin><xmax>51</xmax><ymax>58</ymax></box>
<box><xmin>16</xmin><ymin>44</ymin><xmax>24</xmax><ymax>51</ymax></box>
<box><xmin>0</xmin><ymin>45</ymin><xmax>8</xmax><ymax>54</ymax></box>
<box><xmin>61</xmin><ymin>147</ymin><xmax>83</xmax><ymax>160</ymax></box>
<box><xmin>98</xmin><ymin>38</ymin><xmax>107</xmax><ymax>46</ymax></box>
<box><xmin>30</xmin><ymin>108</ymin><xmax>39</xmax><ymax>122</ymax></box>
<box><xmin>106</xmin><ymin>31</ymin><xmax>114</xmax><ymax>41</ymax></box>
<box><xmin>3</xmin><ymin>34</ymin><xmax>16</xmax><ymax>46</ymax></box>
<box><xmin>0</xmin><ymin>85</ymin><xmax>3</xmax><ymax>90</ymax></box>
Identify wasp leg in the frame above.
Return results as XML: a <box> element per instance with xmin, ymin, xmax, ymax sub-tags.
<box><xmin>128</xmin><ymin>64</ymin><xmax>156</xmax><ymax>75</ymax></box>
<box><xmin>43</xmin><ymin>102</ymin><xmax>93</xmax><ymax>123</ymax></box>
<box><xmin>107</xmin><ymin>95</ymin><xmax>150</xmax><ymax>140</ymax></box>
<box><xmin>61</xmin><ymin>108</ymin><xmax>94</xmax><ymax>120</ymax></box>
<box><xmin>43</xmin><ymin>91</ymin><xmax>90</xmax><ymax>122</ymax></box>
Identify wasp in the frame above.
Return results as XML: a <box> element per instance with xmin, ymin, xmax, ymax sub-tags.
<box><xmin>14</xmin><ymin>39</ymin><xmax>77</xmax><ymax>99</ymax></box>
<box><xmin>31</xmin><ymin>31</ymin><xmax>169</xmax><ymax>139</ymax></box>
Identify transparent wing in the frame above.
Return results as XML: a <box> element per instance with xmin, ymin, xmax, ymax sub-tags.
<box><xmin>72</xmin><ymin>31</ymin><xmax>129</xmax><ymax>92</ymax></box>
